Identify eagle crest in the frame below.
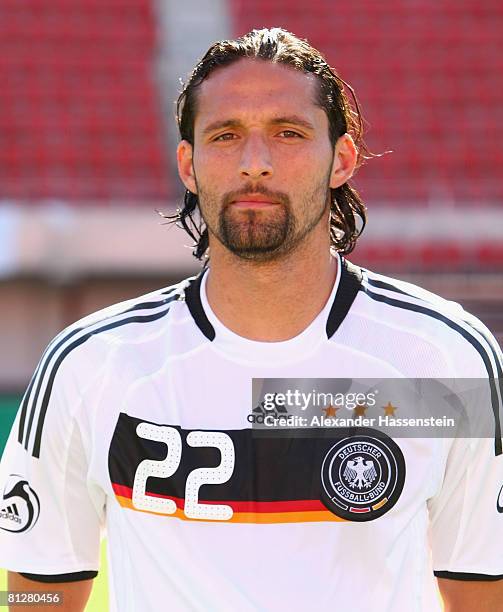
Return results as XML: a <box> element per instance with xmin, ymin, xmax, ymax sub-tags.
<box><xmin>343</xmin><ymin>456</ymin><xmax>377</xmax><ymax>489</ymax></box>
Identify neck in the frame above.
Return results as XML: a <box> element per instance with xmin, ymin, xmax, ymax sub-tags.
<box><xmin>205</xmin><ymin>228</ymin><xmax>338</xmax><ymax>342</ymax></box>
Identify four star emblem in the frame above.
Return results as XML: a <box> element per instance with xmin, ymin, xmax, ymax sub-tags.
<box><xmin>320</xmin><ymin>401</ymin><xmax>398</xmax><ymax>417</ymax></box>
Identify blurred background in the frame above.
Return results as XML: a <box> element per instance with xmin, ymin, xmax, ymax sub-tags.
<box><xmin>0</xmin><ymin>0</ymin><xmax>502</xmax><ymax>450</ymax></box>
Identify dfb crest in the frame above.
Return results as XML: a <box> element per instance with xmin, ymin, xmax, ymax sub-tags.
<box><xmin>320</xmin><ymin>429</ymin><xmax>405</xmax><ymax>522</ymax></box>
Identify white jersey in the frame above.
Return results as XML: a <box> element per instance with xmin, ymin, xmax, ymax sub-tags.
<box><xmin>1</xmin><ymin>255</ymin><xmax>502</xmax><ymax>612</ymax></box>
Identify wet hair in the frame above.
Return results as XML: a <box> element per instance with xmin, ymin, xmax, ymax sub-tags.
<box><xmin>168</xmin><ymin>27</ymin><xmax>375</xmax><ymax>260</ymax></box>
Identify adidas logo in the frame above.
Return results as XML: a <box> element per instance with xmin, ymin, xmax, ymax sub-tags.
<box><xmin>0</xmin><ymin>476</ymin><xmax>40</xmax><ymax>533</ymax></box>
<box><xmin>0</xmin><ymin>503</ymin><xmax>21</xmax><ymax>524</ymax></box>
<box><xmin>247</xmin><ymin>395</ymin><xmax>289</xmax><ymax>424</ymax></box>
<box><xmin>253</xmin><ymin>396</ymin><xmax>289</xmax><ymax>419</ymax></box>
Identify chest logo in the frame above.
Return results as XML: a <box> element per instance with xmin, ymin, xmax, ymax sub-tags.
<box><xmin>320</xmin><ymin>429</ymin><xmax>405</xmax><ymax>522</ymax></box>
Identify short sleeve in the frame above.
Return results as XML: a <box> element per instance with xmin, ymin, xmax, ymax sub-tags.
<box><xmin>0</xmin><ymin>353</ymin><xmax>106</xmax><ymax>580</ymax></box>
<box><xmin>428</xmin><ymin>435</ymin><xmax>503</xmax><ymax>580</ymax></box>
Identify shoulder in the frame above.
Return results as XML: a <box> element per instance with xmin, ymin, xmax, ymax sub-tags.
<box><xmin>54</xmin><ymin>274</ymin><xmax>196</xmax><ymax>357</ymax></box>
<box><xmin>351</xmin><ymin>263</ymin><xmax>501</xmax><ymax>379</ymax></box>
<box><xmin>17</xmin><ymin>277</ymin><xmax>193</xmax><ymax>458</ymax></box>
<box><xmin>73</xmin><ymin>278</ymin><xmax>189</xmax><ymax>334</ymax></box>
<box><xmin>44</xmin><ymin>278</ymin><xmax>190</xmax><ymax>369</ymax></box>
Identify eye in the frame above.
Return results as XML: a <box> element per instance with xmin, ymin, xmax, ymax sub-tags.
<box><xmin>213</xmin><ymin>133</ymin><xmax>237</xmax><ymax>142</ymax></box>
<box><xmin>278</xmin><ymin>130</ymin><xmax>303</xmax><ymax>138</ymax></box>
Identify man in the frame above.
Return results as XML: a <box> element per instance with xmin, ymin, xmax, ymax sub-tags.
<box><xmin>1</xmin><ymin>28</ymin><xmax>502</xmax><ymax>611</ymax></box>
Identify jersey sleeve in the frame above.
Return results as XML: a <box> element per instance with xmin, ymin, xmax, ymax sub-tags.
<box><xmin>0</xmin><ymin>345</ymin><xmax>106</xmax><ymax>581</ymax></box>
<box><xmin>428</xmin><ymin>435</ymin><xmax>503</xmax><ymax>580</ymax></box>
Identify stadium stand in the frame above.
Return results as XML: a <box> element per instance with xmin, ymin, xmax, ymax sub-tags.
<box><xmin>0</xmin><ymin>0</ymin><xmax>171</xmax><ymax>201</ymax></box>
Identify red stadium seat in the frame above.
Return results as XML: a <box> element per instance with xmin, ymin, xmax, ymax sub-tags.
<box><xmin>0</xmin><ymin>0</ymin><xmax>170</xmax><ymax>201</ymax></box>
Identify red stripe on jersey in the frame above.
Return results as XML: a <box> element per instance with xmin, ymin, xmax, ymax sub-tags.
<box><xmin>112</xmin><ymin>482</ymin><xmax>327</xmax><ymax>513</ymax></box>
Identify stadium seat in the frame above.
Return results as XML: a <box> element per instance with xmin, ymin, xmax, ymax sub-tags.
<box><xmin>0</xmin><ymin>0</ymin><xmax>170</xmax><ymax>201</ymax></box>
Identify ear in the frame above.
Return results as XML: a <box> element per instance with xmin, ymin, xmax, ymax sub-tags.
<box><xmin>177</xmin><ymin>140</ymin><xmax>197</xmax><ymax>194</ymax></box>
<box><xmin>329</xmin><ymin>133</ymin><xmax>358</xmax><ymax>189</ymax></box>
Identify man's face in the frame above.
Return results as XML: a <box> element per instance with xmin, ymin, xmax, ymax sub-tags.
<box><xmin>180</xmin><ymin>58</ymin><xmax>339</xmax><ymax>261</ymax></box>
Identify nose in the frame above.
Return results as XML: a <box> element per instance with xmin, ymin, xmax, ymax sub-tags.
<box><xmin>239</xmin><ymin>134</ymin><xmax>273</xmax><ymax>179</ymax></box>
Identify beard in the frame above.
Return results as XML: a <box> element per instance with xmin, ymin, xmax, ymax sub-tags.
<box><xmin>197</xmin><ymin>175</ymin><xmax>332</xmax><ymax>262</ymax></box>
<box><xmin>219</xmin><ymin>192</ymin><xmax>293</xmax><ymax>260</ymax></box>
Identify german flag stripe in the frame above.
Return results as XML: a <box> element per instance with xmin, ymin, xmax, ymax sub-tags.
<box><xmin>112</xmin><ymin>483</ymin><xmax>333</xmax><ymax>514</ymax></box>
<box><xmin>113</xmin><ymin>490</ymin><xmax>345</xmax><ymax>523</ymax></box>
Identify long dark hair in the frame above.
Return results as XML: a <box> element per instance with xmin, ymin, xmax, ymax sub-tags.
<box><xmin>168</xmin><ymin>27</ymin><xmax>374</xmax><ymax>261</ymax></box>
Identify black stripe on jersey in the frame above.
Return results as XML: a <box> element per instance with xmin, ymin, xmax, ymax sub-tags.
<box><xmin>19</xmin><ymin>295</ymin><xmax>180</xmax><ymax>447</ymax></box>
<box><xmin>365</xmin><ymin>275</ymin><xmax>503</xmax><ymax>377</ymax></box>
<box><xmin>17</xmin><ymin>319</ymin><xmax>86</xmax><ymax>445</ymax></box>
<box><xmin>20</xmin><ymin>326</ymin><xmax>84</xmax><ymax>447</ymax></box>
<box><xmin>361</xmin><ymin>279</ymin><xmax>503</xmax><ymax>456</ymax></box>
<box><xmin>21</xmin><ymin>292</ymin><xmax>180</xmax><ymax>458</ymax></box>
<box><xmin>20</xmin><ymin>570</ymin><xmax>98</xmax><ymax>583</ymax></box>
<box><xmin>364</xmin><ymin>273</ymin><xmax>503</xmax><ymax>437</ymax></box>
<box><xmin>326</xmin><ymin>258</ymin><xmax>362</xmax><ymax>339</ymax></box>
<box><xmin>17</xmin><ymin>373</ymin><xmax>37</xmax><ymax>445</ymax></box>
<box><xmin>20</xmin><ymin>292</ymin><xmax>179</xmax><ymax>449</ymax></box>
<box><xmin>365</xmin><ymin>277</ymin><xmax>411</xmax><ymax>298</ymax></box>
<box><xmin>31</xmin><ymin>298</ymin><xmax>179</xmax><ymax>458</ymax></box>
<box><xmin>434</xmin><ymin>571</ymin><xmax>503</xmax><ymax>581</ymax></box>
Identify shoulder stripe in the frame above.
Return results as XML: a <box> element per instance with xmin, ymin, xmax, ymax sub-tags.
<box><xmin>361</xmin><ymin>278</ymin><xmax>502</xmax><ymax>456</ymax></box>
<box><xmin>31</xmin><ymin>305</ymin><xmax>177</xmax><ymax>458</ymax></box>
<box><xmin>364</xmin><ymin>274</ymin><xmax>503</xmax><ymax>379</ymax></box>
<box><xmin>17</xmin><ymin>364</ymin><xmax>39</xmax><ymax>446</ymax></box>
<box><xmin>19</xmin><ymin>291</ymin><xmax>179</xmax><ymax>448</ymax></box>
<box><xmin>365</xmin><ymin>276</ymin><xmax>415</xmax><ymax>299</ymax></box>
<box><xmin>20</xmin><ymin>289</ymin><xmax>180</xmax><ymax>458</ymax></box>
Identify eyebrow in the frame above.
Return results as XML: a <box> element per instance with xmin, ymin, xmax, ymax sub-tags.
<box><xmin>202</xmin><ymin>115</ymin><xmax>316</xmax><ymax>136</ymax></box>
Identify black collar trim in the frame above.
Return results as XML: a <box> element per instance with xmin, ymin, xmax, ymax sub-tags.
<box><xmin>184</xmin><ymin>258</ymin><xmax>363</xmax><ymax>343</ymax></box>
<box><xmin>184</xmin><ymin>271</ymin><xmax>216</xmax><ymax>341</ymax></box>
<box><xmin>325</xmin><ymin>258</ymin><xmax>363</xmax><ymax>339</ymax></box>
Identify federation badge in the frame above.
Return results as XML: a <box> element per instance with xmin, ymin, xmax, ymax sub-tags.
<box><xmin>320</xmin><ymin>429</ymin><xmax>405</xmax><ymax>522</ymax></box>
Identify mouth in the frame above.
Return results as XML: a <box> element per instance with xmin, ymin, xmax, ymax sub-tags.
<box><xmin>230</xmin><ymin>194</ymin><xmax>280</xmax><ymax>209</ymax></box>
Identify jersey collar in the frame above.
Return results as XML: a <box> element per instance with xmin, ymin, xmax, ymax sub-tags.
<box><xmin>325</xmin><ymin>257</ymin><xmax>362</xmax><ymax>338</ymax></box>
<box><xmin>184</xmin><ymin>255</ymin><xmax>362</xmax><ymax>350</ymax></box>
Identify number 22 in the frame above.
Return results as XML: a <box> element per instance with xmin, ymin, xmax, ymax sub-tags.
<box><xmin>132</xmin><ymin>423</ymin><xmax>235</xmax><ymax>521</ymax></box>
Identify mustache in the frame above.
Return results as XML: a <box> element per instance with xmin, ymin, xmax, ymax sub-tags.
<box><xmin>222</xmin><ymin>184</ymin><xmax>291</xmax><ymax>208</ymax></box>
